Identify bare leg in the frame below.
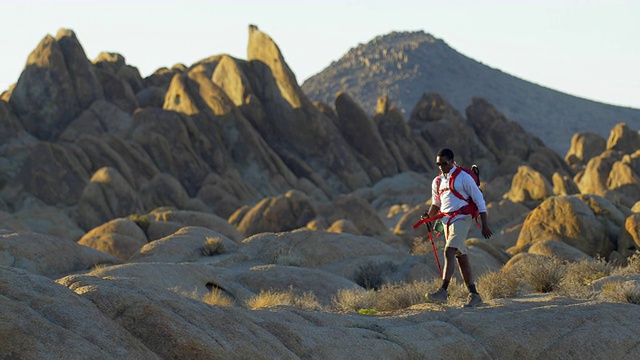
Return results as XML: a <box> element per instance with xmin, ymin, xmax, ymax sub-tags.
<box><xmin>456</xmin><ymin>254</ymin><xmax>473</xmax><ymax>286</ymax></box>
<box><xmin>443</xmin><ymin>247</ymin><xmax>457</xmax><ymax>281</ymax></box>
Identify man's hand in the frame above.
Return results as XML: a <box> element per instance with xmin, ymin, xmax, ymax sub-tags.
<box><xmin>481</xmin><ymin>225</ymin><xmax>492</xmax><ymax>239</ymax></box>
<box><xmin>479</xmin><ymin>212</ymin><xmax>492</xmax><ymax>239</ymax></box>
<box><xmin>421</xmin><ymin>211</ymin><xmax>433</xmax><ymax>232</ymax></box>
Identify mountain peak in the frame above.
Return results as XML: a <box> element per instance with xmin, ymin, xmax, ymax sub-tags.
<box><xmin>302</xmin><ymin>30</ymin><xmax>640</xmax><ymax>155</ymax></box>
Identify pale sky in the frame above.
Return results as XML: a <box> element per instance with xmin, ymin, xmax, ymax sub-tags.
<box><xmin>2</xmin><ymin>0</ymin><xmax>639</xmax><ymax>109</ymax></box>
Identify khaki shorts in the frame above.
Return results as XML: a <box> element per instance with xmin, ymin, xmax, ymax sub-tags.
<box><xmin>445</xmin><ymin>216</ymin><xmax>472</xmax><ymax>255</ymax></box>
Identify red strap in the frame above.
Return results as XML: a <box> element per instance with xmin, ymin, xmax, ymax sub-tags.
<box><xmin>449</xmin><ymin>167</ymin><xmax>465</xmax><ymax>201</ymax></box>
<box><xmin>412</xmin><ymin>213</ymin><xmax>444</xmax><ymax>229</ymax></box>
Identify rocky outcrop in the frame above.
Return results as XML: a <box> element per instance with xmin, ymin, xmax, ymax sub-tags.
<box><xmin>575</xmin><ymin>124</ymin><xmax>640</xmax><ymax>208</ymax></box>
<box><xmin>0</xmin><ymin>230</ymin><xmax>120</xmax><ymax>276</ymax></box>
<box><xmin>408</xmin><ymin>93</ymin><xmax>497</xmax><ymax>178</ymax></box>
<box><xmin>247</xmin><ymin>25</ymin><xmax>370</xmax><ymax>192</ymax></box>
<box><xmin>503</xmin><ymin>165</ymin><xmax>554</xmax><ymax>207</ymax></box>
<box><xmin>374</xmin><ymin>95</ymin><xmax>433</xmax><ymax>173</ymax></box>
<box><xmin>0</xmin><ymin>267</ymin><xmax>156</xmax><ymax>358</ymax></box>
<box><xmin>514</xmin><ymin>195</ymin><xmax>626</xmax><ymax>258</ymax></box>
<box><xmin>231</xmin><ymin>190</ymin><xmax>317</xmax><ymax>237</ymax></box>
<box><xmin>334</xmin><ymin>91</ymin><xmax>398</xmax><ymax>181</ymax></box>
<box><xmin>565</xmin><ymin>132</ymin><xmax>607</xmax><ymax>170</ymax></box>
<box><xmin>76</xmin><ymin>167</ymin><xmax>144</xmax><ymax>230</ymax></box>
<box><xmin>77</xmin><ymin>218</ymin><xmax>148</xmax><ymax>261</ymax></box>
<box><xmin>301</xmin><ymin>30</ymin><xmax>640</xmax><ymax>155</ymax></box>
<box><xmin>8</xmin><ymin>30</ymin><xmax>103</xmax><ymax>140</ymax></box>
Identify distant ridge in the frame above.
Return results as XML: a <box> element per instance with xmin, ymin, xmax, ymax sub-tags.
<box><xmin>301</xmin><ymin>31</ymin><xmax>640</xmax><ymax>155</ymax></box>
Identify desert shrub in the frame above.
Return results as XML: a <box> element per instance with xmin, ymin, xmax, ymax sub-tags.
<box><xmin>129</xmin><ymin>214</ymin><xmax>150</xmax><ymax>232</ymax></box>
<box><xmin>626</xmin><ymin>251</ymin><xmax>640</xmax><ymax>273</ymax></box>
<box><xmin>353</xmin><ymin>261</ymin><xmax>398</xmax><ymax>290</ymax></box>
<box><xmin>201</xmin><ymin>236</ymin><xmax>226</xmax><ymax>256</ymax></box>
<box><xmin>558</xmin><ymin>257</ymin><xmax>612</xmax><ymax>298</ymax></box>
<box><xmin>245</xmin><ymin>288</ymin><xmax>323</xmax><ymax>311</ymax></box>
<box><xmin>516</xmin><ymin>255</ymin><xmax>566</xmax><ymax>293</ymax></box>
<box><xmin>478</xmin><ymin>270</ymin><xmax>521</xmax><ymax>300</ymax></box>
<box><xmin>202</xmin><ymin>288</ymin><xmax>234</xmax><ymax>307</ymax></box>
<box><xmin>331</xmin><ymin>287</ymin><xmax>377</xmax><ymax>313</ymax></box>
<box><xmin>374</xmin><ymin>281</ymin><xmax>431</xmax><ymax>311</ymax></box>
<box><xmin>600</xmin><ymin>281</ymin><xmax>640</xmax><ymax>305</ymax></box>
<box><xmin>611</xmin><ymin>251</ymin><xmax>640</xmax><ymax>276</ymax></box>
<box><xmin>273</xmin><ymin>247</ymin><xmax>304</xmax><ymax>267</ymax></box>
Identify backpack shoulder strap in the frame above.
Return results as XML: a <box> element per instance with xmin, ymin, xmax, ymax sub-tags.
<box><xmin>449</xmin><ymin>167</ymin><xmax>466</xmax><ymax>200</ymax></box>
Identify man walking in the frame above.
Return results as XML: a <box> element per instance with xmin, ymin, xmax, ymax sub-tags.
<box><xmin>423</xmin><ymin>148</ymin><xmax>492</xmax><ymax>307</ymax></box>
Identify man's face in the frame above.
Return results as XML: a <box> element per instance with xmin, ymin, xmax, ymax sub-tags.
<box><xmin>436</xmin><ymin>155</ymin><xmax>453</xmax><ymax>173</ymax></box>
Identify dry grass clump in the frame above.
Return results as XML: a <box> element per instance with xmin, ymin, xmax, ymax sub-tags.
<box><xmin>173</xmin><ymin>287</ymin><xmax>234</xmax><ymax>307</ymax></box>
<box><xmin>558</xmin><ymin>257</ymin><xmax>612</xmax><ymax>298</ymax></box>
<box><xmin>478</xmin><ymin>269</ymin><xmax>521</xmax><ymax>300</ymax></box>
<box><xmin>331</xmin><ymin>288</ymin><xmax>377</xmax><ymax>313</ymax></box>
<box><xmin>202</xmin><ymin>288</ymin><xmax>234</xmax><ymax>307</ymax></box>
<box><xmin>374</xmin><ymin>281</ymin><xmax>431</xmax><ymax>311</ymax></box>
<box><xmin>612</xmin><ymin>250</ymin><xmax>640</xmax><ymax>276</ymax></box>
<box><xmin>600</xmin><ymin>281</ymin><xmax>640</xmax><ymax>305</ymax></box>
<box><xmin>353</xmin><ymin>261</ymin><xmax>398</xmax><ymax>290</ymax></box>
<box><xmin>245</xmin><ymin>288</ymin><xmax>323</xmax><ymax>311</ymax></box>
<box><xmin>332</xmin><ymin>278</ymin><xmax>474</xmax><ymax>312</ymax></box>
<box><xmin>201</xmin><ymin>236</ymin><xmax>226</xmax><ymax>256</ymax></box>
<box><xmin>515</xmin><ymin>255</ymin><xmax>566</xmax><ymax>293</ymax></box>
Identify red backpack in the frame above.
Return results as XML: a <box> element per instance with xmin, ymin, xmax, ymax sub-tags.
<box><xmin>435</xmin><ymin>164</ymin><xmax>481</xmax><ymax>221</ymax></box>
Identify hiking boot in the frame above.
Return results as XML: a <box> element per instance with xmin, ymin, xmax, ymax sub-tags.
<box><xmin>426</xmin><ymin>288</ymin><xmax>448</xmax><ymax>304</ymax></box>
<box><xmin>464</xmin><ymin>292</ymin><xmax>483</xmax><ymax>307</ymax></box>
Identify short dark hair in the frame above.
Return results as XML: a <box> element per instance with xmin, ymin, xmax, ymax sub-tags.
<box><xmin>437</xmin><ymin>148</ymin><xmax>454</xmax><ymax>160</ymax></box>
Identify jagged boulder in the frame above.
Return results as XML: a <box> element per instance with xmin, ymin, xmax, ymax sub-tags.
<box><xmin>128</xmin><ymin>107</ymin><xmax>211</xmax><ymax>195</ymax></box>
<box><xmin>0</xmin><ymin>230</ymin><xmax>120</xmax><ymax>276</ymax></box>
<box><xmin>0</xmin><ymin>100</ymin><xmax>31</xmax><ymax>145</ymax></box>
<box><xmin>333</xmin><ymin>92</ymin><xmax>398</xmax><ymax>182</ymax></box>
<box><xmin>466</xmin><ymin>97</ymin><xmax>571</xmax><ymax>181</ymax></box>
<box><xmin>618</xmin><ymin>214</ymin><xmax>640</xmax><ymax>258</ymax></box>
<box><xmin>77</xmin><ymin>218</ymin><xmax>148</xmax><ymax>261</ymax></box>
<box><xmin>318</xmin><ymin>193</ymin><xmax>403</xmax><ymax>248</ymax></box>
<box><xmin>92</xmin><ymin>52</ymin><xmax>140</xmax><ymax>113</ymax></box>
<box><xmin>409</xmin><ymin>93</ymin><xmax>497</xmax><ymax>178</ymax></box>
<box><xmin>247</xmin><ymin>25</ymin><xmax>370</xmax><ymax>192</ymax></box>
<box><xmin>503</xmin><ymin>165</ymin><xmax>554</xmax><ymax>207</ymax></box>
<box><xmin>76</xmin><ymin>167</ymin><xmax>144</xmax><ymax>230</ymax></box>
<box><xmin>576</xmin><ymin>147</ymin><xmax>640</xmax><ymax>208</ymax></box>
<box><xmin>163</xmin><ymin>67</ymin><xmax>298</xmax><ymax>197</ymax></box>
<box><xmin>564</xmin><ymin>132</ymin><xmax>607</xmax><ymax>170</ymax></box>
<box><xmin>515</xmin><ymin>195</ymin><xmax>625</xmax><ymax>258</ymax></box>
<box><xmin>552</xmin><ymin>172</ymin><xmax>580</xmax><ymax>196</ymax></box>
<box><xmin>606</xmin><ymin>151</ymin><xmax>640</xmax><ymax>208</ymax></box>
<box><xmin>232</xmin><ymin>190</ymin><xmax>316</xmax><ymax>236</ymax></box>
<box><xmin>374</xmin><ymin>95</ymin><xmax>432</xmax><ymax>173</ymax></box>
<box><xmin>139</xmin><ymin>173</ymin><xmax>191</xmax><ymax>210</ymax></box>
<box><xmin>59</xmin><ymin>100</ymin><xmax>132</xmax><ymax>141</ymax></box>
<box><xmin>606</xmin><ymin>122</ymin><xmax>640</xmax><ymax>154</ymax></box>
<box><xmin>196</xmin><ymin>172</ymin><xmax>257</xmax><ymax>218</ymax></box>
<box><xmin>8</xmin><ymin>29</ymin><xmax>103</xmax><ymax>140</ymax></box>
<box><xmin>8</xmin><ymin>142</ymin><xmax>89</xmax><ymax>207</ymax></box>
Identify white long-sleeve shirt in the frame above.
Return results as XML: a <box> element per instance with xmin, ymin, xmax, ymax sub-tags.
<box><xmin>431</xmin><ymin>165</ymin><xmax>487</xmax><ymax>223</ymax></box>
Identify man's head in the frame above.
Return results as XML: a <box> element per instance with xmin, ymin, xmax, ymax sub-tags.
<box><xmin>436</xmin><ymin>148</ymin><xmax>455</xmax><ymax>172</ymax></box>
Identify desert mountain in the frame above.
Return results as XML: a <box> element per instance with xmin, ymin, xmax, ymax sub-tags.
<box><xmin>1</xmin><ymin>26</ymin><xmax>640</xmax><ymax>359</ymax></box>
<box><xmin>301</xmin><ymin>31</ymin><xmax>640</xmax><ymax>155</ymax></box>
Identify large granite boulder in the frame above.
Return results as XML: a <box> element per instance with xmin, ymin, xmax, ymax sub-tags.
<box><xmin>515</xmin><ymin>195</ymin><xmax>626</xmax><ymax>258</ymax></box>
<box><xmin>77</xmin><ymin>218</ymin><xmax>148</xmax><ymax>261</ymax></box>
<box><xmin>0</xmin><ymin>230</ymin><xmax>120</xmax><ymax>276</ymax></box>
